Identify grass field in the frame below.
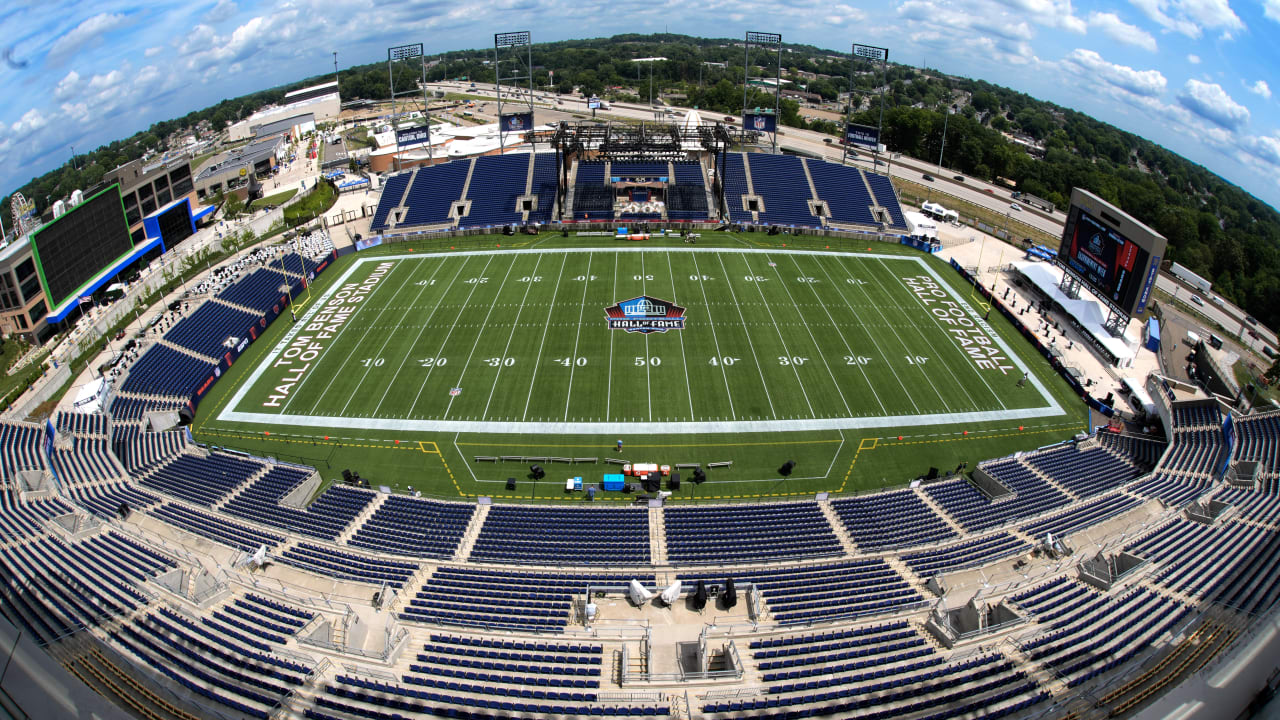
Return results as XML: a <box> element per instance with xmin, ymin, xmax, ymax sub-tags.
<box><xmin>194</xmin><ymin>233</ymin><xmax>1091</xmax><ymax>502</ymax></box>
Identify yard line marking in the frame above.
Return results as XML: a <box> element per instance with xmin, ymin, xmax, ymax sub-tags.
<box><xmin>872</xmin><ymin>257</ymin><xmax>1001</xmax><ymax>411</ymax></box>
<box><xmin>606</xmin><ymin>252</ymin><xmax>618</xmax><ymax>421</ymax></box>
<box><xmin>789</xmin><ymin>255</ymin><xmax>885</xmax><ymax>415</ymax></box>
<box><xmin>771</xmin><ymin>253</ymin><xmax>850</xmax><ymax>416</ymax></box>
<box><xmin>283</xmin><ymin>259</ymin><xmax>415</xmax><ymax>415</ymax></box>
<box><xmin>713</xmin><ymin>253</ymin><xmax>776</xmax><ymax>418</ymax></box>
<box><xmin>813</xmin><ymin>255</ymin><xmax>921</xmax><ymax>413</ymax></box>
<box><xmin>665</xmin><ymin>251</ymin><xmax>696</xmax><ymax>421</ymax></box>
<box><xmin>691</xmin><ymin>253</ymin><xmax>738</xmax><ymax>419</ymax></box>
<box><xmin>294</xmin><ymin>259</ymin><xmax>420</xmax><ymax>416</ymax></box>
<box><xmin>563</xmin><ymin>253</ymin><xmax>593</xmax><ymax>422</ymax></box>
<box><xmin>338</xmin><ymin>259</ymin><xmax>448</xmax><ymax>417</ymax></box>
<box><xmin>523</xmin><ymin>253</ymin><xmax>568</xmax><ymax>420</ymax></box>
<box><xmin>442</xmin><ymin>255</ymin><xmax>520</xmax><ymax>419</ymax></box>
<box><xmin>837</xmin><ymin>255</ymin><xmax>949</xmax><ymax>411</ymax></box>
<box><xmin>482</xmin><ymin>254</ymin><xmax>545</xmax><ymax>418</ymax></box>
<box><xmin>738</xmin><ymin>252</ymin><xmax>816</xmax><ymax>418</ymax></box>
<box><xmin>371</xmin><ymin>257</ymin><xmax>471</xmax><ymax>416</ymax></box>
<box><xmin>641</xmin><ymin>253</ymin><xmax>652</xmax><ymax>422</ymax></box>
<box><xmin>406</xmin><ymin>254</ymin><xmax>498</xmax><ymax>417</ymax></box>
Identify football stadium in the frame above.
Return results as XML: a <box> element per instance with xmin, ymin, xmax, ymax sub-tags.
<box><xmin>2</xmin><ymin>31</ymin><xmax>1280</xmax><ymax>720</ymax></box>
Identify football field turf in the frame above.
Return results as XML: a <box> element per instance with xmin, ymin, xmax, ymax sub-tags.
<box><xmin>196</xmin><ymin>235</ymin><xmax>1088</xmax><ymax>501</ymax></box>
<box><xmin>221</xmin><ymin>247</ymin><xmax>1060</xmax><ymax>432</ymax></box>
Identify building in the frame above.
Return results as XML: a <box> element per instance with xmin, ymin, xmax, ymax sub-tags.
<box><xmin>103</xmin><ymin>156</ymin><xmax>197</xmax><ymax>243</ymax></box>
<box><xmin>194</xmin><ymin>135</ymin><xmax>288</xmax><ymax>198</ymax></box>
<box><xmin>227</xmin><ymin>81</ymin><xmax>340</xmax><ymax>141</ymax></box>
<box><xmin>0</xmin><ymin>240</ymin><xmax>48</xmax><ymax>339</ymax></box>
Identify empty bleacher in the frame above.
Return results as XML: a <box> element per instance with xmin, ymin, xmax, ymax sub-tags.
<box><xmin>163</xmin><ymin>301</ymin><xmax>258</xmax><ymax>359</ymax></box>
<box><xmin>665</xmin><ymin>503</ymin><xmax>842</xmax><ymax>563</ymax></box>
<box><xmin>830</xmin><ymin>489</ymin><xmax>957</xmax><ymax>551</ymax></box>
<box><xmin>460</xmin><ymin>154</ymin><xmax>529</xmax><ymax>228</ymax></box>
<box><xmin>347</xmin><ymin>494</ymin><xmax>474</xmax><ymax>559</ymax></box>
<box><xmin>401</xmin><ymin>161</ymin><xmax>469</xmax><ymax>227</ymax></box>
<box><xmin>805</xmin><ymin>159</ymin><xmax>879</xmax><ymax>226</ymax></box>
<box><xmin>370</xmin><ymin>171</ymin><xmax>411</xmax><ymax>231</ymax></box>
<box><xmin>469</xmin><ymin>505</ymin><xmax>650</xmax><ymax>565</ymax></box>
<box><xmin>865</xmin><ymin>173</ymin><xmax>907</xmax><ymax>229</ymax></box>
<box><xmin>746</xmin><ymin>153</ymin><xmax>818</xmax><ymax>227</ymax></box>
<box><xmin>222</xmin><ymin>467</ymin><xmax>372</xmax><ymax>540</ymax></box>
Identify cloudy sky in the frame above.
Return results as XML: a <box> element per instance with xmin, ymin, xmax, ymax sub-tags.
<box><xmin>1</xmin><ymin>0</ymin><xmax>1278</xmax><ymax>209</ymax></box>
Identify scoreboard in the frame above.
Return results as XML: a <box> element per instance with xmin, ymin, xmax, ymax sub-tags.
<box><xmin>1057</xmin><ymin>188</ymin><xmax>1167</xmax><ymax>317</ymax></box>
<box><xmin>29</xmin><ymin>185</ymin><xmax>133</xmax><ymax>312</ymax></box>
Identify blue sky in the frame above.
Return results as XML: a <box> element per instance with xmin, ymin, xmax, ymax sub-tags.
<box><xmin>1</xmin><ymin>0</ymin><xmax>1278</xmax><ymax>209</ymax></box>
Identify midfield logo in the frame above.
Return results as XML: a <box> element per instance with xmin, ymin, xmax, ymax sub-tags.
<box><xmin>605</xmin><ymin>295</ymin><xmax>686</xmax><ymax>334</ymax></box>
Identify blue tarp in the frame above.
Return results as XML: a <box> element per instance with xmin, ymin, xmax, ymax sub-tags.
<box><xmin>1145</xmin><ymin>317</ymin><xmax>1161</xmax><ymax>352</ymax></box>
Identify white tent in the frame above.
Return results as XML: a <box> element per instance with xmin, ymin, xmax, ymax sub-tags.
<box><xmin>628</xmin><ymin>579</ymin><xmax>654</xmax><ymax>605</ymax></box>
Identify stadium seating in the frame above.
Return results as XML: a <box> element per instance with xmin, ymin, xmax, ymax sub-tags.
<box><xmin>721</xmin><ymin>153</ymin><xmax>754</xmax><ymax>224</ymax></box>
<box><xmin>902</xmin><ymin>532</ymin><xmax>1030</xmax><ymax>577</ymax></box>
<box><xmin>460</xmin><ymin>154</ymin><xmax>530</xmax><ymax>228</ymax></box>
<box><xmin>216</xmin><ymin>268</ymin><xmax>290</xmax><ymax>314</ymax></box>
<box><xmin>163</xmin><ymin>301</ymin><xmax>258</xmax><ymax>359</ymax></box>
<box><xmin>804</xmin><ymin>159</ymin><xmax>879</xmax><ymax>226</ymax></box>
<box><xmin>401</xmin><ymin>161</ymin><xmax>469</xmax><ymax>227</ymax></box>
<box><xmin>0</xmin><ymin>420</ymin><xmax>49</xmax><ymax>481</ymax></box>
<box><xmin>864</xmin><ymin>173</ymin><xmax>907</xmax><ymax>229</ymax></box>
<box><xmin>830</xmin><ymin>489</ymin><xmax>957</xmax><ymax>551</ymax></box>
<box><xmin>668</xmin><ymin>162</ymin><xmax>710</xmax><ymax>220</ymax></box>
<box><xmin>528</xmin><ymin>153</ymin><xmax>559</xmax><ymax>223</ymax></box>
<box><xmin>1023</xmin><ymin>444</ymin><xmax>1146</xmax><ymax>499</ymax></box>
<box><xmin>136</xmin><ymin>451</ymin><xmax>266</xmax><ymax>507</ymax></box>
<box><xmin>370</xmin><ymin>171</ymin><xmax>411</xmax><ymax>231</ymax></box>
<box><xmin>222</xmin><ymin>466</ymin><xmax>373</xmax><ymax>540</ymax></box>
<box><xmin>746</xmin><ymin>153</ymin><xmax>818</xmax><ymax>227</ymax></box>
<box><xmin>117</xmin><ymin>343</ymin><xmax>215</xmax><ymax>397</ymax></box>
<box><xmin>665</xmin><ymin>503</ymin><xmax>843</xmax><ymax>563</ymax></box>
<box><xmin>277</xmin><ymin>543</ymin><xmax>418</xmax><ymax>588</ymax></box>
<box><xmin>469</xmin><ymin>505</ymin><xmax>650</xmax><ymax>565</ymax></box>
<box><xmin>348</xmin><ymin>494</ymin><xmax>475</xmax><ymax>559</ymax></box>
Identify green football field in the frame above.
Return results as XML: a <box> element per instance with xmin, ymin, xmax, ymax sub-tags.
<box><xmin>195</xmin><ymin>233</ymin><xmax>1091</xmax><ymax>502</ymax></box>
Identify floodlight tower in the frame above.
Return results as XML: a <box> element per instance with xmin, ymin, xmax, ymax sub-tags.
<box><xmin>387</xmin><ymin>42</ymin><xmax>432</xmax><ymax>170</ymax></box>
<box><xmin>494</xmin><ymin>31</ymin><xmax>534</xmax><ymax>154</ymax></box>
<box><xmin>742</xmin><ymin>31</ymin><xmax>782</xmax><ymax>153</ymax></box>
<box><xmin>852</xmin><ymin>43</ymin><xmax>889</xmax><ymax>171</ymax></box>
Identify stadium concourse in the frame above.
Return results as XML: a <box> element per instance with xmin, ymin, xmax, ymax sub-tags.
<box><xmin>1</xmin><ymin>223</ymin><xmax>1280</xmax><ymax>719</ymax></box>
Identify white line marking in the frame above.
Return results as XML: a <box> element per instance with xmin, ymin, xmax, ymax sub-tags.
<box><xmin>715</xmin><ymin>253</ymin><xmax>777</xmax><ymax>418</ymax></box>
<box><xmin>666</xmin><ymin>251</ymin><xmax>695</xmax><ymax>421</ymax></box>
<box><xmin>562</xmin><ymin>254</ymin><xmax>593</xmax><ymax>422</ymax></box>
<box><xmin>481</xmin><ymin>254</ymin><xmax>544</xmax><ymax>419</ymax></box>
<box><xmin>606</xmin><ymin>252</ymin><xmax>618</xmax><ymax>421</ymax></box>
<box><xmin>690</xmin><ymin>253</ymin><xmax>737</xmax><ymax>419</ymax></box>
<box><xmin>739</xmin><ymin>252</ymin><xmax>816</xmax><ymax>417</ymax></box>
<box><xmin>522</xmin><ymin>254</ymin><xmax>568</xmax><ymax>420</ymax></box>
<box><xmin>442</xmin><ymin>255</ymin><xmax>520</xmax><ymax>419</ymax></box>
<box><xmin>405</xmin><ymin>255</ymin><xmax>496</xmax><ymax>416</ymax></box>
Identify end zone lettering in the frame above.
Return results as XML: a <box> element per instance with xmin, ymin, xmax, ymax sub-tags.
<box><xmin>902</xmin><ymin>275</ymin><xmax>1015</xmax><ymax>375</ymax></box>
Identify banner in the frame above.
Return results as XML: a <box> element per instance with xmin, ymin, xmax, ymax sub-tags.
<box><xmin>845</xmin><ymin>123</ymin><xmax>879</xmax><ymax>149</ymax></box>
<box><xmin>500</xmin><ymin>112</ymin><xmax>533</xmax><ymax>133</ymax></box>
<box><xmin>587</xmin><ymin>97</ymin><xmax>601</xmax><ymax>109</ymax></box>
<box><xmin>743</xmin><ymin>113</ymin><xmax>777</xmax><ymax>133</ymax></box>
<box><xmin>395</xmin><ymin>124</ymin><xmax>432</xmax><ymax>150</ymax></box>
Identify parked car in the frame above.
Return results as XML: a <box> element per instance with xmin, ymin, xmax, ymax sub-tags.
<box><xmin>922</xmin><ymin>173</ymin><xmax>934</xmax><ymax>182</ymax></box>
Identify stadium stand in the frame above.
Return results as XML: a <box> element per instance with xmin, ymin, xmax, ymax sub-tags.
<box><xmin>370</xmin><ymin>171</ymin><xmax>411</xmax><ymax>231</ymax></box>
<box><xmin>830</xmin><ymin>489</ymin><xmax>958</xmax><ymax>551</ymax></box>
<box><xmin>469</xmin><ymin>505</ymin><xmax>650</xmax><ymax>565</ymax></box>
<box><xmin>721</xmin><ymin>153</ymin><xmax>754</xmax><ymax>224</ymax></box>
<box><xmin>460</xmin><ymin>154</ymin><xmax>530</xmax><ymax>228</ymax></box>
<box><xmin>864</xmin><ymin>173</ymin><xmax>908</xmax><ymax>229</ymax></box>
<box><xmin>347</xmin><ymin>494</ymin><xmax>475</xmax><ymax>558</ymax></box>
<box><xmin>402</xmin><ymin>161</ymin><xmax>469</xmax><ymax>227</ymax></box>
<box><xmin>665</xmin><ymin>503</ymin><xmax>843</xmax><ymax>563</ymax></box>
<box><xmin>804</xmin><ymin>159</ymin><xmax>879</xmax><ymax>226</ymax></box>
<box><xmin>746</xmin><ymin>153</ymin><xmax>818</xmax><ymax>227</ymax></box>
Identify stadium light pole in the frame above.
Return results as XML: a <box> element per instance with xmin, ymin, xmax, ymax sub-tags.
<box><xmin>937</xmin><ymin>104</ymin><xmax>955</xmax><ymax>173</ymax></box>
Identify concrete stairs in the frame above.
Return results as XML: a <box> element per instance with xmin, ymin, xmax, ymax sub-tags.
<box><xmin>451</xmin><ymin>503</ymin><xmax>490</xmax><ymax>562</ymax></box>
<box><xmin>1139</xmin><ymin>577</ymin><xmax>1198</xmax><ymax>607</ymax></box>
<box><xmin>211</xmin><ymin>462</ymin><xmax>273</xmax><ymax>511</ymax></box>
<box><xmin>740</xmin><ymin>153</ymin><xmax>759</xmax><ymax>225</ymax></box>
<box><xmin>817</xmin><ymin>501</ymin><xmax>859</xmax><ymax>556</ymax></box>
<box><xmin>1020</xmin><ymin>458</ymin><xmax>1080</xmax><ymax>502</ymax></box>
<box><xmin>155</xmin><ymin>339</ymin><xmax>219</xmax><ymax>365</ymax></box>
<box><xmin>211</xmin><ymin>296</ymin><xmax>268</xmax><ymax>316</ymax></box>
<box><xmin>1001</xmin><ymin>640</ymin><xmax>1071</xmax><ymax>698</ymax></box>
<box><xmin>334</xmin><ymin>492</ymin><xmax>388</xmax><ymax>545</ymax></box>
<box><xmin>913</xmin><ymin>486</ymin><xmax>968</xmax><ymax>535</ymax></box>
<box><xmin>884</xmin><ymin>556</ymin><xmax>930</xmax><ymax>597</ymax></box>
<box><xmin>649</xmin><ymin>506</ymin><xmax>667</xmax><ymax>565</ymax></box>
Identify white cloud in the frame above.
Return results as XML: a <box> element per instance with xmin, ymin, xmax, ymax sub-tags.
<box><xmin>1267</xmin><ymin>0</ymin><xmax>1280</xmax><ymax>21</ymax></box>
<box><xmin>1127</xmin><ymin>0</ymin><xmax>1242</xmax><ymax>39</ymax></box>
<box><xmin>205</xmin><ymin>0</ymin><xmax>239</xmax><ymax>23</ymax></box>
<box><xmin>1088</xmin><ymin>12</ymin><xmax>1157</xmax><ymax>51</ymax></box>
<box><xmin>47</xmin><ymin>13</ymin><xmax>131</xmax><ymax>64</ymax></box>
<box><xmin>1178</xmin><ymin>79</ymin><xmax>1250</xmax><ymax>129</ymax></box>
<box><xmin>145</xmin><ymin>46</ymin><xmax>163</xmax><ymax>58</ymax></box>
<box><xmin>1249</xmin><ymin>80</ymin><xmax>1272</xmax><ymax>99</ymax></box>
<box><xmin>1187</xmin><ymin>54</ymin><xmax>1201</xmax><ymax>64</ymax></box>
<box><xmin>1061</xmin><ymin>49</ymin><xmax>1166</xmax><ymax>97</ymax></box>
<box><xmin>54</xmin><ymin>71</ymin><xmax>82</xmax><ymax>101</ymax></box>
<box><xmin>10</xmin><ymin>108</ymin><xmax>48</xmax><ymax>140</ymax></box>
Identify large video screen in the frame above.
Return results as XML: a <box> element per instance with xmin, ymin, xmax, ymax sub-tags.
<box><xmin>30</xmin><ymin>185</ymin><xmax>133</xmax><ymax>311</ymax></box>
<box><xmin>1057</xmin><ymin>205</ymin><xmax>1151</xmax><ymax>314</ymax></box>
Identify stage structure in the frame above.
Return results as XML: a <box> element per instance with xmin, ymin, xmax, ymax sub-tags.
<box><xmin>742</xmin><ymin>31</ymin><xmax>782</xmax><ymax>153</ymax></box>
<box><xmin>1055</xmin><ymin>187</ymin><xmax>1167</xmax><ymax>337</ymax></box>
<box><xmin>386</xmin><ymin>42</ymin><xmax>433</xmax><ymax>169</ymax></box>
<box><xmin>545</xmin><ymin>121</ymin><xmax>749</xmax><ymax>221</ymax></box>
<box><xmin>850</xmin><ymin>43</ymin><xmax>889</xmax><ymax>168</ymax></box>
<box><xmin>494</xmin><ymin>30</ymin><xmax>535</xmax><ymax>154</ymax></box>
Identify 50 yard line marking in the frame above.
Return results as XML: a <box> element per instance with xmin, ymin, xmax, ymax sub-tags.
<box><xmin>606</xmin><ymin>252</ymin><xmax>618</xmax><ymax>422</ymax></box>
<box><xmin>405</xmin><ymin>254</ymin><xmax>496</xmax><ymax>417</ymax></box>
<box><xmin>641</xmin><ymin>253</ymin><xmax>652</xmax><ymax>422</ymax></box>
<box><xmin>666</xmin><ymin>251</ymin><xmax>695</xmax><ymax>421</ymax></box>
<box><xmin>562</xmin><ymin>254</ymin><xmax>593</xmax><ymax>422</ymax></box>
<box><xmin>523</xmin><ymin>254</ymin><xmax>568</xmax><ymax>421</ymax></box>
<box><xmin>370</xmin><ymin>256</ymin><xmax>471</xmax><ymax>417</ymax></box>
<box><xmin>442</xmin><ymin>255</ymin><xmax>519</xmax><ymax>420</ymax></box>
